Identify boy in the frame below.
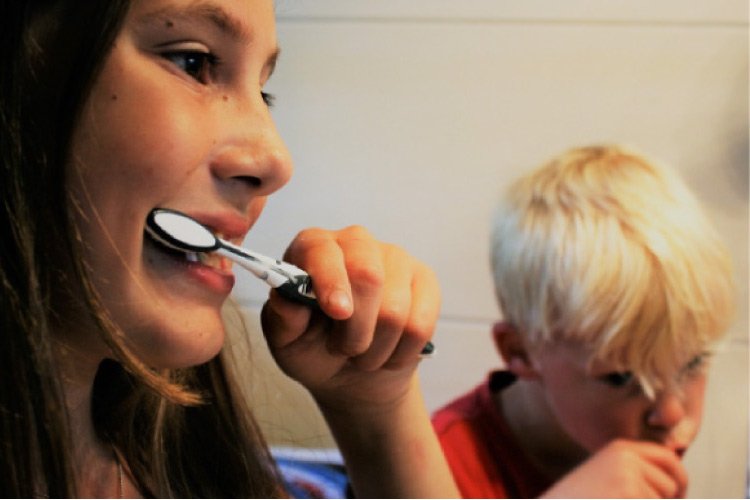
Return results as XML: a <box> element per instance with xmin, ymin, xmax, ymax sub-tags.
<box><xmin>432</xmin><ymin>145</ymin><xmax>735</xmax><ymax>498</ymax></box>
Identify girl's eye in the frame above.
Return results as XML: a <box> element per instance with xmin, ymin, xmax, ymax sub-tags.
<box><xmin>163</xmin><ymin>50</ymin><xmax>218</xmax><ymax>82</ymax></box>
<box><xmin>600</xmin><ymin>371</ymin><xmax>634</xmax><ymax>388</ymax></box>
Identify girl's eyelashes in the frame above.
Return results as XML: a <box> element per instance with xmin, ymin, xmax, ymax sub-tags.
<box><xmin>261</xmin><ymin>91</ymin><xmax>275</xmax><ymax>107</ymax></box>
<box><xmin>161</xmin><ymin>50</ymin><xmax>219</xmax><ymax>83</ymax></box>
<box><xmin>158</xmin><ymin>46</ymin><xmax>276</xmax><ymax>106</ymax></box>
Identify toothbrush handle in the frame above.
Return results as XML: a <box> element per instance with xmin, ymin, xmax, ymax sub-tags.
<box><xmin>420</xmin><ymin>340</ymin><xmax>436</xmax><ymax>357</ymax></box>
<box><xmin>276</xmin><ymin>275</ymin><xmax>318</xmax><ymax>308</ymax></box>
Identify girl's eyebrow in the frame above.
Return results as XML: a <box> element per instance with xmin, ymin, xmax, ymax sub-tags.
<box><xmin>136</xmin><ymin>1</ymin><xmax>281</xmax><ymax>75</ymax></box>
<box><xmin>138</xmin><ymin>1</ymin><xmax>252</xmax><ymax>44</ymax></box>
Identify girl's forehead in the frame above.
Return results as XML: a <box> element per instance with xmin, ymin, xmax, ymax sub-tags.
<box><xmin>123</xmin><ymin>0</ymin><xmax>280</xmax><ymax>71</ymax></box>
<box><xmin>127</xmin><ymin>0</ymin><xmax>277</xmax><ymax>38</ymax></box>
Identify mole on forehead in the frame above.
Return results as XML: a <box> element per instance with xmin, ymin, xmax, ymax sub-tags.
<box><xmin>134</xmin><ymin>2</ymin><xmax>254</xmax><ymax>45</ymax></box>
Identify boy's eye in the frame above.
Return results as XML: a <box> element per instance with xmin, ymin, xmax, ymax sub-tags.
<box><xmin>600</xmin><ymin>371</ymin><xmax>634</xmax><ymax>388</ymax></box>
<box><xmin>163</xmin><ymin>50</ymin><xmax>217</xmax><ymax>82</ymax></box>
<box><xmin>684</xmin><ymin>353</ymin><xmax>708</xmax><ymax>374</ymax></box>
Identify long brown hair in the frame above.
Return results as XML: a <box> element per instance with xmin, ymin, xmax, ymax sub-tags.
<box><xmin>1</xmin><ymin>1</ymin><xmax>283</xmax><ymax>496</ymax></box>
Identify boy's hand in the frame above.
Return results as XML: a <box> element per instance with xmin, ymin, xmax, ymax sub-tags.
<box><xmin>260</xmin><ymin>225</ymin><xmax>440</xmax><ymax>413</ymax></box>
<box><xmin>541</xmin><ymin>440</ymin><xmax>688</xmax><ymax>499</ymax></box>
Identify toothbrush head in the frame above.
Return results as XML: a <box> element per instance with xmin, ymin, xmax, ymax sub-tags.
<box><xmin>145</xmin><ymin>208</ymin><xmax>220</xmax><ymax>253</ymax></box>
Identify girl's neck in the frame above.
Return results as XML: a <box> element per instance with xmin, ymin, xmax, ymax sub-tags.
<box><xmin>55</xmin><ymin>342</ymin><xmax>122</xmax><ymax>497</ymax></box>
<box><xmin>498</xmin><ymin>378</ymin><xmax>588</xmax><ymax>481</ymax></box>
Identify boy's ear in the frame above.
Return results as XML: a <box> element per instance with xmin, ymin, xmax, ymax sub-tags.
<box><xmin>492</xmin><ymin>321</ymin><xmax>540</xmax><ymax>380</ymax></box>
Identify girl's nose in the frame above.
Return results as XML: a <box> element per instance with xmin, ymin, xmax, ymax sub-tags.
<box><xmin>646</xmin><ymin>389</ymin><xmax>686</xmax><ymax>430</ymax></box>
<box><xmin>210</xmin><ymin>96</ymin><xmax>293</xmax><ymax>199</ymax></box>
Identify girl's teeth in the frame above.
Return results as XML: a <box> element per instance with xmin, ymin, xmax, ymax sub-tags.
<box><xmin>183</xmin><ymin>249</ymin><xmax>225</xmax><ymax>269</ymax></box>
<box><xmin>184</xmin><ymin>251</ymin><xmax>221</xmax><ymax>268</ymax></box>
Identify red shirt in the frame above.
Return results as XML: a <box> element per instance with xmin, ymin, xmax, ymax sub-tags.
<box><xmin>432</xmin><ymin>371</ymin><xmax>552</xmax><ymax>499</ymax></box>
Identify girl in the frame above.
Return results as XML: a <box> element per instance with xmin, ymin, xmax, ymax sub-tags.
<box><xmin>0</xmin><ymin>0</ymin><xmax>458</xmax><ymax>497</ymax></box>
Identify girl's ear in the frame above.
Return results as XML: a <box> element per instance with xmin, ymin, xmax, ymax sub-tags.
<box><xmin>492</xmin><ymin>321</ymin><xmax>540</xmax><ymax>380</ymax></box>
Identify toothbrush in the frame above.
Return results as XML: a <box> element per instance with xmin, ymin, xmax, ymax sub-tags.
<box><xmin>146</xmin><ymin>208</ymin><xmax>317</xmax><ymax>306</ymax></box>
<box><xmin>145</xmin><ymin>208</ymin><xmax>435</xmax><ymax>357</ymax></box>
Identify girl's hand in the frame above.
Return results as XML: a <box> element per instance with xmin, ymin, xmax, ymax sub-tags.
<box><xmin>260</xmin><ymin>225</ymin><xmax>440</xmax><ymax>414</ymax></box>
<box><xmin>261</xmin><ymin>226</ymin><xmax>459</xmax><ymax>498</ymax></box>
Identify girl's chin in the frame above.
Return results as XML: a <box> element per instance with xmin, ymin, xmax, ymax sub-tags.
<box><xmin>130</xmin><ymin>322</ymin><xmax>227</xmax><ymax>370</ymax></box>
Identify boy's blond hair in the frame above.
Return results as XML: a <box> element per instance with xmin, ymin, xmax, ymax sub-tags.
<box><xmin>490</xmin><ymin>145</ymin><xmax>735</xmax><ymax>396</ymax></box>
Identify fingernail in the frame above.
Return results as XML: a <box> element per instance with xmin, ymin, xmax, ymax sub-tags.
<box><xmin>329</xmin><ymin>290</ymin><xmax>352</xmax><ymax>312</ymax></box>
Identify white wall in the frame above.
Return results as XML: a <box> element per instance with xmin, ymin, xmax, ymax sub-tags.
<box><xmin>234</xmin><ymin>2</ymin><xmax>749</xmax><ymax>497</ymax></box>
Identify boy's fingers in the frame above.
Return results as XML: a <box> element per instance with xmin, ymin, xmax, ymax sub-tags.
<box><xmin>608</xmin><ymin>440</ymin><xmax>687</xmax><ymax>498</ymax></box>
<box><xmin>640</xmin><ymin>444</ymin><xmax>687</xmax><ymax>498</ymax></box>
<box><xmin>643</xmin><ymin>465</ymin><xmax>685</xmax><ymax>499</ymax></box>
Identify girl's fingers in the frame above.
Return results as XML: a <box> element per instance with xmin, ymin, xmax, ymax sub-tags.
<box><xmin>386</xmin><ymin>261</ymin><xmax>440</xmax><ymax>367</ymax></box>
<box><xmin>260</xmin><ymin>291</ymin><xmax>313</xmax><ymax>349</ymax></box>
<box><xmin>327</xmin><ymin>226</ymin><xmax>384</xmax><ymax>356</ymax></box>
<box><xmin>277</xmin><ymin>226</ymin><xmax>438</xmax><ymax>367</ymax></box>
<box><xmin>284</xmin><ymin>227</ymin><xmax>353</xmax><ymax>320</ymax></box>
<box><xmin>349</xmin><ymin>244</ymin><xmax>413</xmax><ymax>370</ymax></box>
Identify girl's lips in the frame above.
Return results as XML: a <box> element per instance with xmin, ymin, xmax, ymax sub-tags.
<box><xmin>144</xmin><ymin>232</ymin><xmax>235</xmax><ymax>295</ymax></box>
<box><xmin>186</xmin><ymin>260</ymin><xmax>235</xmax><ymax>294</ymax></box>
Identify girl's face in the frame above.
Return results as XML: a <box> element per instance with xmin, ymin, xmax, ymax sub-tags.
<box><xmin>67</xmin><ymin>0</ymin><xmax>292</xmax><ymax>368</ymax></box>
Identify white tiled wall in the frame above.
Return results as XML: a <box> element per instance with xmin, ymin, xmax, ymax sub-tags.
<box><xmin>235</xmin><ymin>2</ymin><xmax>749</xmax><ymax>497</ymax></box>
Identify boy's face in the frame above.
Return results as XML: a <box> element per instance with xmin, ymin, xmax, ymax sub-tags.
<box><xmin>532</xmin><ymin>342</ymin><xmax>708</xmax><ymax>458</ymax></box>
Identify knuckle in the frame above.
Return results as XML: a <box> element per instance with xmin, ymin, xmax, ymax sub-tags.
<box><xmin>341</xmin><ymin>224</ymin><xmax>373</xmax><ymax>240</ymax></box>
<box><xmin>420</xmin><ymin>262</ymin><xmax>440</xmax><ymax>287</ymax></box>
<box><xmin>291</xmin><ymin>227</ymin><xmax>326</xmax><ymax>246</ymax></box>
<box><xmin>382</xmin><ymin>242</ymin><xmax>412</xmax><ymax>268</ymax></box>
<box><xmin>381</xmin><ymin>240</ymin><xmax>403</xmax><ymax>256</ymax></box>
<box><xmin>329</xmin><ymin>325</ymin><xmax>371</xmax><ymax>357</ymax></box>
<box><xmin>378</xmin><ymin>299</ymin><xmax>409</xmax><ymax>329</ymax></box>
<box><xmin>404</xmin><ymin>311</ymin><xmax>435</xmax><ymax>340</ymax></box>
<box><xmin>286</xmin><ymin>227</ymin><xmax>327</xmax><ymax>257</ymax></box>
<box><xmin>608</xmin><ymin>439</ymin><xmax>630</xmax><ymax>453</ymax></box>
<box><xmin>349</xmin><ymin>261</ymin><xmax>385</xmax><ymax>290</ymax></box>
<box><xmin>335</xmin><ymin>338</ymin><xmax>370</xmax><ymax>357</ymax></box>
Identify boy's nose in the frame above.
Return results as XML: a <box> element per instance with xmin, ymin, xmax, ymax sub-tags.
<box><xmin>646</xmin><ymin>390</ymin><xmax>686</xmax><ymax>430</ymax></box>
